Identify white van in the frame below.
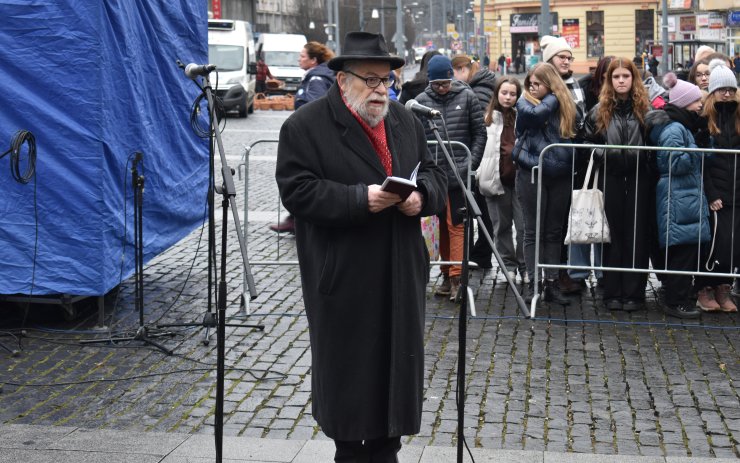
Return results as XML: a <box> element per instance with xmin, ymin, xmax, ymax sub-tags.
<box><xmin>208</xmin><ymin>19</ymin><xmax>256</xmax><ymax>117</ymax></box>
<box><xmin>256</xmin><ymin>33</ymin><xmax>307</xmax><ymax>93</ymax></box>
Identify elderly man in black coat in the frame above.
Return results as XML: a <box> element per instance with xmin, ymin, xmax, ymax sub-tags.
<box><xmin>275</xmin><ymin>32</ymin><xmax>447</xmax><ymax>463</ymax></box>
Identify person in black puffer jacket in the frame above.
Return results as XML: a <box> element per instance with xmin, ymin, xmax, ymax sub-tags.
<box><xmin>414</xmin><ymin>55</ymin><xmax>486</xmax><ymax>302</ymax></box>
<box><xmin>451</xmin><ymin>55</ymin><xmax>497</xmax><ymax>271</ymax></box>
<box><xmin>697</xmin><ymin>59</ymin><xmax>740</xmax><ymax>313</ymax></box>
<box><xmin>584</xmin><ymin>57</ymin><xmax>652</xmax><ymax>312</ymax></box>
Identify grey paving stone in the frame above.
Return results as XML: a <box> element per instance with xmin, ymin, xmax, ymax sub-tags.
<box><xmin>170</xmin><ymin>434</ymin><xmax>304</xmax><ymax>461</ymax></box>
<box><xmin>0</xmin><ymin>449</ymin><xmax>162</xmax><ymax>463</ymax></box>
<box><xmin>543</xmin><ymin>452</ymin><xmax>664</xmax><ymax>462</ymax></box>
<box><xmin>53</xmin><ymin>427</ymin><xmax>188</xmax><ymax>455</ymax></box>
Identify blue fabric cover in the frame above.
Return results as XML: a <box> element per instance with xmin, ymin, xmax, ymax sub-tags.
<box><xmin>0</xmin><ymin>1</ymin><xmax>209</xmax><ymax>296</ymax></box>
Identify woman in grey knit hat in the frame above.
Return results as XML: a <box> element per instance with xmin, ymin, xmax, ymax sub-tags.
<box><xmin>698</xmin><ymin>58</ymin><xmax>740</xmax><ymax>313</ymax></box>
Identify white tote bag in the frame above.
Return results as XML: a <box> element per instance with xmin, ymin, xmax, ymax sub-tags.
<box><xmin>564</xmin><ymin>151</ymin><xmax>611</xmax><ymax>245</ymax></box>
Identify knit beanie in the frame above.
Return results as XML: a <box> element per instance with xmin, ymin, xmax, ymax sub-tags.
<box><xmin>662</xmin><ymin>72</ymin><xmax>702</xmax><ymax>108</ymax></box>
<box><xmin>707</xmin><ymin>58</ymin><xmax>737</xmax><ymax>94</ymax></box>
<box><xmin>427</xmin><ymin>55</ymin><xmax>453</xmax><ymax>81</ymax></box>
<box><xmin>540</xmin><ymin>35</ymin><xmax>572</xmax><ymax>63</ymax></box>
<box><xmin>694</xmin><ymin>45</ymin><xmax>715</xmax><ymax>63</ymax></box>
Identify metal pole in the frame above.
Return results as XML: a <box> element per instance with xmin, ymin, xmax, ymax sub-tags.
<box><xmin>360</xmin><ymin>0</ymin><xmax>364</xmax><ymax>31</ymax></box>
<box><xmin>334</xmin><ymin>0</ymin><xmax>341</xmax><ymax>54</ymax></box>
<box><xmin>381</xmin><ymin>0</ymin><xmax>385</xmax><ymax>37</ymax></box>
<box><xmin>429</xmin><ymin>0</ymin><xmax>434</xmax><ymax>49</ymax></box>
<box><xmin>661</xmin><ymin>0</ymin><xmax>668</xmax><ymax>75</ymax></box>
<box><xmin>540</xmin><ymin>0</ymin><xmax>551</xmax><ymax>41</ymax></box>
<box><xmin>395</xmin><ymin>0</ymin><xmax>404</xmax><ymax>57</ymax></box>
<box><xmin>479</xmin><ymin>0</ymin><xmax>485</xmax><ymax>58</ymax></box>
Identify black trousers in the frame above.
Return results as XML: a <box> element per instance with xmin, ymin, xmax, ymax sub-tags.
<box><xmin>469</xmin><ymin>183</ymin><xmax>494</xmax><ymax>269</ymax></box>
<box><xmin>696</xmin><ymin>205</ymin><xmax>740</xmax><ymax>287</ymax></box>
<box><xmin>334</xmin><ymin>436</ymin><xmax>401</xmax><ymax>463</ymax></box>
<box><xmin>601</xmin><ymin>172</ymin><xmax>650</xmax><ymax>302</ymax></box>
<box><xmin>662</xmin><ymin>244</ymin><xmax>698</xmax><ymax>306</ymax></box>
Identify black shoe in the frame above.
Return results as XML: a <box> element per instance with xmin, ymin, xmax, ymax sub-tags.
<box><xmin>523</xmin><ymin>284</ymin><xmax>534</xmax><ymax>304</ymax></box>
<box><xmin>544</xmin><ymin>279</ymin><xmax>571</xmax><ymax>305</ymax></box>
<box><xmin>662</xmin><ymin>304</ymin><xmax>700</xmax><ymax>319</ymax></box>
<box><xmin>605</xmin><ymin>299</ymin><xmax>622</xmax><ymax>311</ymax></box>
<box><xmin>622</xmin><ymin>300</ymin><xmax>644</xmax><ymax>312</ymax></box>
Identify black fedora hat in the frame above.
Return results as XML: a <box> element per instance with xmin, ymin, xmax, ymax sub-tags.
<box><xmin>327</xmin><ymin>31</ymin><xmax>405</xmax><ymax>71</ymax></box>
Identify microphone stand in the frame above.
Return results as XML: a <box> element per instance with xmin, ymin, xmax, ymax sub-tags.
<box><xmin>201</xmin><ymin>71</ymin><xmax>265</xmax><ymax>463</ymax></box>
<box><xmin>425</xmin><ymin>117</ymin><xmax>529</xmax><ymax>463</ymax></box>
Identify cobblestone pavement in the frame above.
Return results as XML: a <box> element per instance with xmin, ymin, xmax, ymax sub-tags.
<box><xmin>0</xmin><ymin>108</ymin><xmax>738</xmax><ymax>460</ymax></box>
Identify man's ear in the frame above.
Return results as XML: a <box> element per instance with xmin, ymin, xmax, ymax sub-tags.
<box><xmin>336</xmin><ymin>71</ymin><xmax>347</xmax><ymax>89</ymax></box>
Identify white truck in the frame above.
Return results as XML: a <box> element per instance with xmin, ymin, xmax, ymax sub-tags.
<box><xmin>208</xmin><ymin>19</ymin><xmax>256</xmax><ymax>117</ymax></box>
<box><xmin>256</xmin><ymin>33</ymin><xmax>307</xmax><ymax>93</ymax></box>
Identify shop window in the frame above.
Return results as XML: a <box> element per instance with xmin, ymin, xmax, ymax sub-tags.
<box><xmin>586</xmin><ymin>11</ymin><xmax>604</xmax><ymax>59</ymax></box>
<box><xmin>635</xmin><ymin>10</ymin><xmax>654</xmax><ymax>56</ymax></box>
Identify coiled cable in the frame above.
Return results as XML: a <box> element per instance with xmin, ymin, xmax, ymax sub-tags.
<box><xmin>1</xmin><ymin>130</ymin><xmax>36</xmax><ymax>183</ymax></box>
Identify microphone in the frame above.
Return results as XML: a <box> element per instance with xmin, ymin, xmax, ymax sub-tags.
<box><xmin>184</xmin><ymin>63</ymin><xmax>217</xmax><ymax>79</ymax></box>
<box><xmin>405</xmin><ymin>99</ymin><xmax>441</xmax><ymax>118</ymax></box>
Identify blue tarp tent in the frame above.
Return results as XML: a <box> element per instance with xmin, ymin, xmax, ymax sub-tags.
<box><xmin>0</xmin><ymin>1</ymin><xmax>209</xmax><ymax>296</ymax></box>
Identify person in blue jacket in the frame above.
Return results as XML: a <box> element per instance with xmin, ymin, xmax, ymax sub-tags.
<box><xmin>513</xmin><ymin>62</ymin><xmax>577</xmax><ymax>305</ymax></box>
<box><xmin>646</xmin><ymin>73</ymin><xmax>709</xmax><ymax>319</ymax></box>
<box><xmin>294</xmin><ymin>41</ymin><xmax>336</xmax><ymax>110</ymax></box>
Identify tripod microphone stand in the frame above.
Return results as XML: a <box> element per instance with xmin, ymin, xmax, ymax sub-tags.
<box><xmin>158</xmin><ymin>65</ymin><xmax>264</xmax><ymax>346</ymax></box>
<box><xmin>426</xmin><ymin>117</ymin><xmax>529</xmax><ymax>463</ymax></box>
<box><xmin>82</xmin><ymin>152</ymin><xmax>174</xmax><ymax>355</ymax></box>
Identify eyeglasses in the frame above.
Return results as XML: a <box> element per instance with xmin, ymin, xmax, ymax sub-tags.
<box><xmin>528</xmin><ymin>81</ymin><xmax>545</xmax><ymax>90</ymax></box>
<box><xmin>345</xmin><ymin>70</ymin><xmax>393</xmax><ymax>89</ymax></box>
<box><xmin>554</xmin><ymin>54</ymin><xmax>574</xmax><ymax>62</ymax></box>
<box><xmin>717</xmin><ymin>87</ymin><xmax>737</xmax><ymax>96</ymax></box>
<box><xmin>431</xmin><ymin>80</ymin><xmax>452</xmax><ymax>90</ymax></box>
<box><xmin>696</xmin><ymin>72</ymin><xmax>711</xmax><ymax>79</ymax></box>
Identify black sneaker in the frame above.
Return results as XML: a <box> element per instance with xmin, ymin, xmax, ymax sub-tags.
<box><xmin>662</xmin><ymin>304</ymin><xmax>700</xmax><ymax>319</ymax></box>
<box><xmin>622</xmin><ymin>300</ymin><xmax>644</xmax><ymax>312</ymax></box>
<box><xmin>605</xmin><ymin>299</ymin><xmax>622</xmax><ymax>311</ymax></box>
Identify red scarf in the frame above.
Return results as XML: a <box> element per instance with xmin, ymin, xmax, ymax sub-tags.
<box><xmin>342</xmin><ymin>93</ymin><xmax>393</xmax><ymax>176</ymax></box>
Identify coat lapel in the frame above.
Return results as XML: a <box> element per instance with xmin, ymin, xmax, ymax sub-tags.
<box><xmin>327</xmin><ymin>85</ymin><xmax>388</xmax><ymax>178</ymax></box>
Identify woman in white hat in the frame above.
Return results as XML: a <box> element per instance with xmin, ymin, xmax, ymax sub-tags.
<box><xmin>697</xmin><ymin>58</ymin><xmax>740</xmax><ymax>313</ymax></box>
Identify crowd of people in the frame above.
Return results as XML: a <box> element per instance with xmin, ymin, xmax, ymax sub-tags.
<box><xmin>272</xmin><ymin>31</ymin><xmax>738</xmax><ymax>462</ymax></box>
<box><xmin>271</xmin><ymin>33</ymin><xmax>740</xmax><ymax>319</ymax></box>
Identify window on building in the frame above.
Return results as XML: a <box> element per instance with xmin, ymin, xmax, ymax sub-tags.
<box><xmin>586</xmin><ymin>11</ymin><xmax>604</xmax><ymax>59</ymax></box>
<box><xmin>635</xmin><ymin>9</ymin><xmax>654</xmax><ymax>56</ymax></box>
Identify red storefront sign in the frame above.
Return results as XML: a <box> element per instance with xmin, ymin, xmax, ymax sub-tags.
<box><xmin>562</xmin><ymin>19</ymin><xmax>580</xmax><ymax>48</ymax></box>
<box><xmin>212</xmin><ymin>0</ymin><xmax>222</xmax><ymax>19</ymax></box>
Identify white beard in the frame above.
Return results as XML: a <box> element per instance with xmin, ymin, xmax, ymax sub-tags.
<box><xmin>344</xmin><ymin>82</ymin><xmax>389</xmax><ymax>127</ymax></box>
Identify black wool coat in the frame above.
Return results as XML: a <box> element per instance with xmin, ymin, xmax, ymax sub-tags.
<box><xmin>275</xmin><ymin>83</ymin><xmax>447</xmax><ymax>441</ymax></box>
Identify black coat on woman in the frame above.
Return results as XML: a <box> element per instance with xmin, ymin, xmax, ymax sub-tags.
<box><xmin>275</xmin><ymin>83</ymin><xmax>447</xmax><ymax>441</ymax></box>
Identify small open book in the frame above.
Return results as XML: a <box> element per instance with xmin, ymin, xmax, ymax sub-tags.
<box><xmin>380</xmin><ymin>162</ymin><xmax>420</xmax><ymax>201</ymax></box>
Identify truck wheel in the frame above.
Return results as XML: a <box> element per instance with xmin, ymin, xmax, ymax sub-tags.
<box><xmin>238</xmin><ymin>98</ymin><xmax>248</xmax><ymax>118</ymax></box>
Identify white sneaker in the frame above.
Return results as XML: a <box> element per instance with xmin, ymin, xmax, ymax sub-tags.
<box><xmin>522</xmin><ymin>272</ymin><xmax>530</xmax><ymax>284</ymax></box>
<box><xmin>506</xmin><ymin>270</ymin><xmax>517</xmax><ymax>283</ymax></box>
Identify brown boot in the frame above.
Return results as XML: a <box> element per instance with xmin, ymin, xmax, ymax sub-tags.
<box><xmin>449</xmin><ymin>277</ymin><xmax>461</xmax><ymax>302</ymax></box>
<box><xmin>435</xmin><ymin>275</ymin><xmax>451</xmax><ymax>296</ymax></box>
<box><xmin>696</xmin><ymin>286</ymin><xmax>721</xmax><ymax>312</ymax></box>
<box><xmin>558</xmin><ymin>270</ymin><xmax>582</xmax><ymax>294</ymax></box>
<box><xmin>714</xmin><ymin>284</ymin><xmax>738</xmax><ymax>313</ymax></box>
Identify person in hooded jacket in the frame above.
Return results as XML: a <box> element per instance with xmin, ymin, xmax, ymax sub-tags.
<box><xmin>414</xmin><ymin>55</ymin><xmax>487</xmax><ymax>301</ymax></box>
<box><xmin>514</xmin><ymin>63</ymin><xmax>577</xmax><ymax>305</ymax></box>
<box><xmin>646</xmin><ymin>74</ymin><xmax>709</xmax><ymax>319</ymax></box>
<box><xmin>294</xmin><ymin>41</ymin><xmax>336</xmax><ymax>109</ymax></box>
<box><xmin>452</xmin><ymin>54</ymin><xmax>497</xmax><ymax>272</ymax></box>
<box><xmin>697</xmin><ymin>59</ymin><xmax>740</xmax><ymax>313</ymax></box>
<box><xmin>584</xmin><ymin>58</ymin><xmax>652</xmax><ymax>312</ymax></box>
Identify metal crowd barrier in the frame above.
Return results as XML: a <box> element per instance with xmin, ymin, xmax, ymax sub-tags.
<box><xmin>235</xmin><ymin>139</ymin><xmax>478</xmax><ymax>313</ymax></box>
<box><xmin>530</xmin><ymin>142</ymin><xmax>740</xmax><ymax>318</ymax></box>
